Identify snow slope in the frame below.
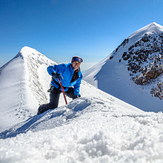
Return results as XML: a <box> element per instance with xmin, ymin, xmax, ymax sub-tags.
<box><xmin>84</xmin><ymin>22</ymin><xmax>163</xmax><ymax>112</ymax></box>
<box><xmin>1</xmin><ymin>91</ymin><xmax>163</xmax><ymax>162</ymax></box>
<box><xmin>1</xmin><ymin>46</ymin><xmax>163</xmax><ymax>162</ymax></box>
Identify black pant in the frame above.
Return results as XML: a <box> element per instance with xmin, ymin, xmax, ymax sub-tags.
<box><xmin>37</xmin><ymin>87</ymin><xmax>76</xmax><ymax>114</ymax></box>
<box><xmin>49</xmin><ymin>87</ymin><xmax>76</xmax><ymax>109</ymax></box>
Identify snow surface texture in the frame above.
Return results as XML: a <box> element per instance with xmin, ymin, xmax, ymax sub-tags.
<box><xmin>1</xmin><ymin>46</ymin><xmax>163</xmax><ymax>162</ymax></box>
<box><xmin>1</xmin><ymin>96</ymin><xmax>163</xmax><ymax>163</ymax></box>
<box><xmin>84</xmin><ymin>22</ymin><xmax>163</xmax><ymax>112</ymax></box>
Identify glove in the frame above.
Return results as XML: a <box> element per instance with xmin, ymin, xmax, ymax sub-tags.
<box><xmin>75</xmin><ymin>94</ymin><xmax>81</xmax><ymax>98</ymax></box>
<box><xmin>52</xmin><ymin>73</ymin><xmax>60</xmax><ymax>80</ymax></box>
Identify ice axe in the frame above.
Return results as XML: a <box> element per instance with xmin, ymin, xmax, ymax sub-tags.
<box><xmin>57</xmin><ymin>75</ymin><xmax>68</xmax><ymax>105</ymax></box>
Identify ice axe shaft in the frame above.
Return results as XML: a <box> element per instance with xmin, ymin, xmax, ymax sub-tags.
<box><xmin>58</xmin><ymin>78</ymin><xmax>68</xmax><ymax>104</ymax></box>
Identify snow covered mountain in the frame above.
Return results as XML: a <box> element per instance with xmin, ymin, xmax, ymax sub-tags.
<box><xmin>0</xmin><ymin>46</ymin><xmax>56</xmax><ymax>131</ymax></box>
<box><xmin>1</xmin><ymin>46</ymin><xmax>163</xmax><ymax>162</ymax></box>
<box><xmin>84</xmin><ymin>22</ymin><xmax>163</xmax><ymax>112</ymax></box>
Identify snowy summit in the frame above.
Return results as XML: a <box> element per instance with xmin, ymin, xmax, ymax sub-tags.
<box><xmin>1</xmin><ymin>28</ymin><xmax>163</xmax><ymax>162</ymax></box>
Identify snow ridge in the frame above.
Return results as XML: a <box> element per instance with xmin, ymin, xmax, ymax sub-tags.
<box><xmin>21</xmin><ymin>46</ymin><xmax>56</xmax><ymax>106</ymax></box>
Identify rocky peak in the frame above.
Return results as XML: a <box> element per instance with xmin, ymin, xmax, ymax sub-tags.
<box><xmin>110</xmin><ymin>23</ymin><xmax>163</xmax><ymax>100</ymax></box>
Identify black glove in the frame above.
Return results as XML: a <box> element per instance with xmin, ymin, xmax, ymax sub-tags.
<box><xmin>52</xmin><ymin>73</ymin><xmax>60</xmax><ymax>80</ymax></box>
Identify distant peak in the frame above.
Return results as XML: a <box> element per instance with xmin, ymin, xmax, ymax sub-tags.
<box><xmin>20</xmin><ymin>46</ymin><xmax>37</xmax><ymax>54</ymax></box>
<box><xmin>128</xmin><ymin>22</ymin><xmax>163</xmax><ymax>41</ymax></box>
<box><xmin>145</xmin><ymin>22</ymin><xmax>163</xmax><ymax>35</ymax></box>
<box><xmin>13</xmin><ymin>46</ymin><xmax>42</xmax><ymax>59</ymax></box>
<box><xmin>147</xmin><ymin>22</ymin><xmax>162</xmax><ymax>28</ymax></box>
<box><xmin>151</xmin><ymin>22</ymin><xmax>157</xmax><ymax>25</ymax></box>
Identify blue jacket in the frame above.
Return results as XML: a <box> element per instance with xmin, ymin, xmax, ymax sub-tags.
<box><xmin>47</xmin><ymin>63</ymin><xmax>83</xmax><ymax>96</ymax></box>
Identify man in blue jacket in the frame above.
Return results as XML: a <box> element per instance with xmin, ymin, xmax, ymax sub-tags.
<box><xmin>37</xmin><ymin>56</ymin><xmax>83</xmax><ymax>115</ymax></box>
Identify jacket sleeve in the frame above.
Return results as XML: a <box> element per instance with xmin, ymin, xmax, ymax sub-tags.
<box><xmin>47</xmin><ymin>64</ymin><xmax>65</xmax><ymax>76</ymax></box>
<box><xmin>47</xmin><ymin>66</ymin><xmax>56</xmax><ymax>76</ymax></box>
<box><xmin>73</xmin><ymin>74</ymin><xmax>83</xmax><ymax>96</ymax></box>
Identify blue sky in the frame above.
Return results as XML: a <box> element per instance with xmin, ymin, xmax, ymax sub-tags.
<box><xmin>0</xmin><ymin>0</ymin><xmax>163</xmax><ymax>71</ymax></box>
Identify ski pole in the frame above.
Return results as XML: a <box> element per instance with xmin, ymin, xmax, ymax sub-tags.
<box><xmin>57</xmin><ymin>78</ymin><xmax>68</xmax><ymax>104</ymax></box>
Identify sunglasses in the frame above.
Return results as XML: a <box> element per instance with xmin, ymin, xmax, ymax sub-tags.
<box><xmin>72</xmin><ymin>57</ymin><xmax>83</xmax><ymax>63</ymax></box>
